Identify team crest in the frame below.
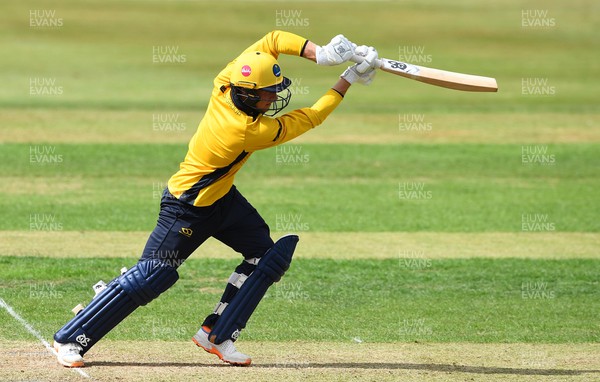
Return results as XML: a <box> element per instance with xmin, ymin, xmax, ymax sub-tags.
<box><xmin>272</xmin><ymin>64</ymin><xmax>281</xmax><ymax>77</ymax></box>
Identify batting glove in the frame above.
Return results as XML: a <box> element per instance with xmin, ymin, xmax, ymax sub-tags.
<box><xmin>316</xmin><ymin>34</ymin><xmax>356</xmax><ymax>66</ymax></box>
<box><xmin>353</xmin><ymin>45</ymin><xmax>379</xmax><ymax>71</ymax></box>
<box><xmin>340</xmin><ymin>45</ymin><xmax>378</xmax><ymax>85</ymax></box>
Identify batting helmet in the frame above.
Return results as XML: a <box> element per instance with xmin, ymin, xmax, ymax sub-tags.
<box><xmin>229</xmin><ymin>51</ymin><xmax>292</xmax><ymax>116</ymax></box>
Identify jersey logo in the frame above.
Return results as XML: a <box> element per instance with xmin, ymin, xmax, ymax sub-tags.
<box><xmin>179</xmin><ymin>227</ymin><xmax>193</xmax><ymax>238</ymax></box>
<box><xmin>241</xmin><ymin>65</ymin><xmax>252</xmax><ymax>77</ymax></box>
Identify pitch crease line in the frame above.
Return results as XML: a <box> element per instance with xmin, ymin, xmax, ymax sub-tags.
<box><xmin>0</xmin><ymin>297</ymin><xmax>90</xmax><ymax>379</ymax></box>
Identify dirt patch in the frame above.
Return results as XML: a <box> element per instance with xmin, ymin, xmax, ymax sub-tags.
<box><xmin>1</xmin><ymin>340</ymin><xmax>598</xmax><ymax>382</ymax></box>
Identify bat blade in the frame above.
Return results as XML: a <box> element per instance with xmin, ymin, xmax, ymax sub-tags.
<box><xmin>351</xmin><ymin>55</ymin><xmax>498</xmax><ymax>92</ymax></box>
<box><xmin>379</xmin><ymin>58</ymin><xmax>498</xmax><ymax>92</ymax></box>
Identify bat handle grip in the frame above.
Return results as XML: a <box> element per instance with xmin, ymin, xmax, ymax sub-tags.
<box><xmin>350</xmin><ymin>54</ymin><xmax>382</xmax><ymax>69</ymax></box>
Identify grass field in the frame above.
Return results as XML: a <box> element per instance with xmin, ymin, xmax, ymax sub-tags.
<box><xmin>1</xmin><ymin>1</ymin><xmax>599</xmax><ymax>381</ymax></box>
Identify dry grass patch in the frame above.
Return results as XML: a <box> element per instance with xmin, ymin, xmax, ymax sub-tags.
<box><xmin>1</xmin><ymin>109</ymin><xmax>198</xmax><ymax>144</ymax></box>
<box><xmin>1</xmin><ymin>176</ymin><xmax>84</xmax><ymax>195</ymax></box>
<box><xmin>0</xmin><ymin>231</ymin><xmax>597</xmax><ymax>260</ymax></box>
<box><xmin>3</xmin><ymin>109</ymin><xmax>599</xmax><ymax>145</ymax></box>
<box><xmin>295</xmin><ymin>112</ymin><xmax>600</xmax><ymax>144</ymax></box>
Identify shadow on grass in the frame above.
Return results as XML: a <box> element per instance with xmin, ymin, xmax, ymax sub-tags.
<box><xmin>90</xmin><ymin>361</ymin><xmax>600</xmax><ymax>376</ymax></box>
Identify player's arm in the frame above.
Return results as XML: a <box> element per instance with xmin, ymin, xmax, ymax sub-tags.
<box><xmin>243</xmin><ymin>30</ymin><xmax>308</xmax><ymax>58</ymax></box>
<box><xmin>247</xmin><ymin>30</ymin><xmax>357</xmax><ymax>65</ymax></box>
<box><xmin>307</xmin><ymin>45</ymin><xmax>379</xmax><ymax>97</ymax></box>
<box><xmin>245</xmin><ymin>45</ymin><xmax>379</xmax><ymax>150</ymax></box>
<box><xmin>303</xmin><ymin>41</ymin><xmax>377</xmax><ymax>96</ymax></box>
<box><xmin>302</xmin><ymin>37</ymin><xmax>356</xmax><ymax>66</ymax></box>
<box><xmin>332</xmin><ymin>78</ymin><xmax>351</xmax><ymax>96</ymax></box>
<box><xmin>245</xmin><ymin>88</ymin><xmax>344</xmax><ymax>151</ymax></box>
<box><xmin>215</xmin><ymin>32</ymin><xmax>360</xmax><ymax>88</ymax></box>
<box><xmin>214</xmin><ymin>31</ymin><xmax>307</xmax><ymax>88</ymax></box>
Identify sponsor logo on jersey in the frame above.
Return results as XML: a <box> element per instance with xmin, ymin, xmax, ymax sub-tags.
<box><xmin>179</xmin><ymin>227</ymin><xmax>193</xmax><ymax>237</ymax></box>
<box><xmin>241</xmin><ymin>65</ymin><xmax>252</xmax><ymax>77</ymax></box>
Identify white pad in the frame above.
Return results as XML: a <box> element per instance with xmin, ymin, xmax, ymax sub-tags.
<box><xmin>244</xmin><ymin>257</ymin><xmax>260</xmax><ymax>265</ymax></box>
<box><xmin>227</xmin><ymin>272</ymin><xmax>249</xmax><ymax>289</ymax></box>
<box><xmin>213</xmin><ymin>302</ymin><xmax>229</xmax><ymax>315</ymax></box>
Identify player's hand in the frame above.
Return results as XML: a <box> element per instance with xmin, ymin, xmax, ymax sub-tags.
<box><xmin>340</xmin><ymin>64</ymin><xmax>376</xmax><ymax>86</ymax></box>
<box><xmin>340</xmin><ymin>46</ymin><xmax>377</xmax><ymax>85</ymax></box>
<box><xmin>353</xmin><ymin>45</ymin><xmax>379</xmax><ymax>71</ymax></box>
<box><xmin>316</xmin><ymin>34</ymin><xmax>355</xmax><ymax>66</ymax></box>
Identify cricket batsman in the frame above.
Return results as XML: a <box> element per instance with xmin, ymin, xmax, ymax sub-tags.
<box><xmin>53</xmin><ymin>30</ymin><xmax>378</xmax><ymax>367</ymax></box>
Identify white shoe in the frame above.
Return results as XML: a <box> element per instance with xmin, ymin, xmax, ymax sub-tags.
<box><xmin>192</xmin><ymin>326</ymin><xmax>251</xmax><ymax>366</ymax></box>
<box><xmin>53</xmin><ymin>341</ymin><xmax>84</xmax><ymax>368</ymax></box>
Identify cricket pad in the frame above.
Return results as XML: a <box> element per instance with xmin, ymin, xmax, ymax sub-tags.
<box><xmin>209</xmin><ymin>234</ymin><xmax>299</xmax><ymax>344</ymax></box>
<box><xmin>54</xmin><ymin>259</ymin><xmax>178</xmax><ymax>354</ymax></box>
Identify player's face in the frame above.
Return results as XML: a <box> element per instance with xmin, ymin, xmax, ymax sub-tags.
<box><xmin>255</xmin><ymin>89</ymin><xmax>278</xmax><ymax>113</ymax></box>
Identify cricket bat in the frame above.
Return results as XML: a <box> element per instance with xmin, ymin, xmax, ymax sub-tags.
<box><xmin>351</xmin><ymin>55</ymin><xmax>498</xmax><ymax>92</ymax></box>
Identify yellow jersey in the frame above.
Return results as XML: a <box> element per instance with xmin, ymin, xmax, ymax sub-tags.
<box><xmin>168</xmin><ymin>30</ymin><xmax>343</xmax><ymax>206</ymax></box>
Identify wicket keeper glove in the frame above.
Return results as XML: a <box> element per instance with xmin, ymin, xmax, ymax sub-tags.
<box><xmin>340</xmin><ymin>45</ymin><xmax>378</xmax><ymax>85</ymax></box>
<box><xmin>316</xmin><ymin>34</ymin><xmax>356</xmax><ymax>66</ymax></box>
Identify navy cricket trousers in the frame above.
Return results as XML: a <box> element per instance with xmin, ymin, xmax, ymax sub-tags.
<box><xmin>140</xmin><ymin>186</ymin><xmax>276</xmax><ymax>328</ymax></box>
<box><xmin>140</xmin><ymin>186</ymin><xmax>274</xmax><ymax>266</ymax></box>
